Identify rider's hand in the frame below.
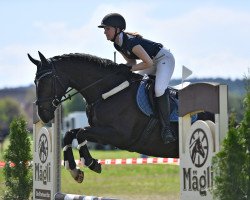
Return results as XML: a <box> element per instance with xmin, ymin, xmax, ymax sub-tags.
<box><xmin>118</xmin><ymin>64</ymin><xmax>132</xmax><ymax>75</ymax></box>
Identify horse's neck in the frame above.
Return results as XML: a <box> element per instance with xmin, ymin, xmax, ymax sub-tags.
<box><xmin>59</xmin><ymin>62</ymin><xmax>124</xmax><ymax>104</ymax></box>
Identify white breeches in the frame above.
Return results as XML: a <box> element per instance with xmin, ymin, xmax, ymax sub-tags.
<box><xmin>138</xmin><ymin>48</ymin><xmax>175</xmax><ymax>97</ymax></box>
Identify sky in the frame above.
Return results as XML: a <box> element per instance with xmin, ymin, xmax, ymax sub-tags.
<box><xmin>0</xmin><ymin>0</ymin><xmax>249</xmax><ymax>89</ymax></box>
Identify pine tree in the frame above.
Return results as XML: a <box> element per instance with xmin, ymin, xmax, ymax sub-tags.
<box><xmin>213</xmin><ymin>76</ymin><xmax>250</xmax><ymax>200</ymax></box>
<box><xmin>3</xmin><ymin>117</ymin><xmax>32</xmax><ymax>200</ymax></box>
<box><xmin>240</xmin><ymin>77</ymin><xmax>250</xmax><ymax>199</ymax></box>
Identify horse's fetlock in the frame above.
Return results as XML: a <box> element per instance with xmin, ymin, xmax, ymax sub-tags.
<box><xmin>70</xmin><ymin>168</ymin><xmax>78</xmax><ymax>177</ymax></box>
<box><xmin>82</xmin><ymin>157</ymin><xmax>93</xmax><ymax>167</ymax></box>
<box><xmin>89</xmin><ymin>159</ymin><xmax>102</xmax><ymax>174</ymax></box>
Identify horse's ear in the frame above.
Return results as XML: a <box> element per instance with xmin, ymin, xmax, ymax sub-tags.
<box><xmin>27</xmin><ymin>53</ymin><xmax>40</xmax><ymax>66</ymax></box>
<box><xmin>38</xmin><ymin>51</ymin><xmax>50</xmax><ymax>66</ymax></box>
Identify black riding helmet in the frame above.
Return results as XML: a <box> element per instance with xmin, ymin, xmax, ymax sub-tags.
<box><xmin>98</xmin><ymin>13</ymin><xmax>126</xmax><ymax>42</ymax></box>
<box><xmin>98</xmin><ymin>13</ymin><xmax>126</xmax><ymax>30</ymax></box>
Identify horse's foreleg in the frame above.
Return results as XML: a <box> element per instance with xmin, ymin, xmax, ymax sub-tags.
<box><xmin>76</xmin><ymin>128</ymin><xmax>101</xmax><ymax>174</ymax></box>
<box><xmin>76</xmin><ymin>125</ymin><xmax>123</xmax><ymax>174</ymax></box>
<box><xmin>63</xmin><ymin>129</ymin><xmax>84</xmax><ymax>183</ymax></box>
<box><xmin>63</xmin><ymin>130</ymin><xmax>77</xmax><ymax>169</ymax></box>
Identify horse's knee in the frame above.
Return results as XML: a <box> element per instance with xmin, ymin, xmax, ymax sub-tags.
<box><xmin>76</xmin><ymin>128</ymin><xmax>86</xmax><ymax>143</ymax></box>
<box><xmin>76</xmin><ymin>129</ymin><xmax>88</xmax><ymax>150</ymax></box>
<box><xmin>63</xmin><ymin>130</ymin><xmax>77</xmax><ymax>145</ymax></box>
<box><xmin>75</xmin><ymin>128</ymin><xmax>92</xmax><ymax>165</ymax></box>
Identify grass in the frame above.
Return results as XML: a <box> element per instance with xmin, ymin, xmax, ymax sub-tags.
<box><xmin>61</xmin><ymin>164</ymin><xmax>180</xmax><ymax>199</ymax></box>
<box><xmin>61</xmin><ymin>150</ymin><xmax>180</xmax><ymax>199</ymax></box>
<box><xmin>0</xmin><ymin>139</ymin><xmax>180</xmax><ymax>200</ymax></box>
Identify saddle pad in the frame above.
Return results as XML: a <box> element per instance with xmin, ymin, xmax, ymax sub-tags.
<box><xmin>136</xmin><ymin>80</ymin><xmax>180</xmax><ymax>122</ymax></box>
<box><xmin>169</xmin><ymin>96</ymin><xmax>198</xmax><ymax>122</ymax></box>
<box><xmin>136</xmin><ymin>80</ymin><xmax>154</xmax><ymax>117</ymax></box>
<box><xmin>136</xmin><ymin>79</ymin><xmax>197</xmax><ymax>122</ymax></box>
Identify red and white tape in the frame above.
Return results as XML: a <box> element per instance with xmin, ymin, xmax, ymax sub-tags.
<box><xmin>0</xmin><ymin>157</ymin><xmax>179</xmax><ymax>168</ymax></box>
<box><xmin>97</xmin><ymin>157</ymin><xmax>179</xmax><ymax>165</ymax></box>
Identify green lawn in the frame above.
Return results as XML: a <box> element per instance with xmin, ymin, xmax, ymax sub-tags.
<box><xmin>0</xmin><ymin>139</ymin><xmax>180</xmax><ymax>200</ymax></box>
<box><xmin>61</xmin><ymin>150</ymin><xmax>180</xmax><ymax>199</ymax></box>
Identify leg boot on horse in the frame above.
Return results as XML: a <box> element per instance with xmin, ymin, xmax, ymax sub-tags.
<box><xmin>63</xmin><ymin>130</ymin><xmax>84</xmax><ymax>183</ymax></box>
<box><xmin>76</xmin><ymin>129</ymin><xmax>102</xmax><ymax>174</ymax></box>
<box><xmin>156</xmin><ymin>90</ymin><xmax>177</xmax><ymax>144</ymax></box>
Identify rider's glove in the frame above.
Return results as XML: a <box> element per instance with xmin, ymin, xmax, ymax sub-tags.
<box><xmin>118</xmin><ymin>64</ymin><xmax>132</xmax><ymax>75</ymax></box>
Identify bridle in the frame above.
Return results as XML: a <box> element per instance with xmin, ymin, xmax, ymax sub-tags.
<box><xmin>35</xmin><ymin>68</ymin><xmax>66</xmax><ymax>108</ymax></box>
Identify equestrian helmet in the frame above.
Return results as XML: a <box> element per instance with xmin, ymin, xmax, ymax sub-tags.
<box><xmin>98</xmin><ymin>13</ymin><xmax>126</xmax><ymax>30</ymax></box>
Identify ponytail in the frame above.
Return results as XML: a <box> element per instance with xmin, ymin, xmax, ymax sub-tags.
<box><xmin>124</xmin><ymin>31</ymin><xmax>143</xmax><ymax>38</ymax></box>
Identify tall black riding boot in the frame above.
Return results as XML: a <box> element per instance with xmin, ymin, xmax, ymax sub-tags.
<box><xmin>156</xmin><ymin>90</ymin><xmax>177</xmax><ymax>144</ymax></box>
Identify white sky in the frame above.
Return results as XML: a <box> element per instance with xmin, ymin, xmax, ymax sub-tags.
<box><xmin>0</xmin><ymin>0</ymin><xmax>249</xmax><ymax>88</ymax></box>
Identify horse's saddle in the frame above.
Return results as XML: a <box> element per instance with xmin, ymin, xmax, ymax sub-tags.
<box><xmin>136</xmin><ymin>75</ymin><xmax>197</xmax><ymax>122</ymax></box>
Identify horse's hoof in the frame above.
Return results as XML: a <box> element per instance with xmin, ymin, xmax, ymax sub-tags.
<box><xmin>89</xmin><ymin>159</ymin><xmax>102</xmax><ymax>174</ymax></box>
<box><xmin>70</xmin><ymin>168</ymin><xmax>84</xmax><ymax>183</ymax></box>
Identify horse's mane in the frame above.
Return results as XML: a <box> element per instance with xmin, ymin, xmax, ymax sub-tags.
<box><xmin>52</xmin><ymin>53</ymin><xmax>118</xmax><ymax>70</ymax></box>
<box><xmin>50</xmin><ymin>53</ymin><xmax>142</xmax><ymax>80</ymax></box>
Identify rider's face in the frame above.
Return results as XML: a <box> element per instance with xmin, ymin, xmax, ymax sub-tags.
<box><xmin>104</xmin><ymin>26</ymin><xmax>116</xmax><ymax>41</ymax></box>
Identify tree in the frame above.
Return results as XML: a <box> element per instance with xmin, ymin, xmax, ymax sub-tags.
<box><xmin>0</xmin><ymin>97</ymin><xmax>27</xmax><ymax>130</ymax></box>
<box><xmin>228</xmin><ymin>92</ymin><xmax>244</xmax><ymax>122</ymax></box>
<box><xmin>3</xmin><ymin>117</ymin><xmax>32</xmax><ymax>200</ymax></box>
<box><xmin>213</xmin><ymin>76</ymin><xmax>250</xmax><ymax>200</ymax></box>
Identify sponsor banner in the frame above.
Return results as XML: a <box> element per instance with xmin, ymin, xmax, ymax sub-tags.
<box><xmin>180</xmin><ymin>120</ymin><xmax>215</xmax><ymax>200</ymax></box>
<box><xmin>33</xmin><ymin>126</ymin><xmax>54</xmax><ymax>200</ymax></box>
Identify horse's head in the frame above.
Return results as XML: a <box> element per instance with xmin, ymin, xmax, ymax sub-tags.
<box><xmin>28</xmin><ymin>51</ymin><xmax>67</xmax><ymax>123</ymax></box>
<box><xmin>195</xmin><ymin>138</ymin><xmax>205</xmax><ymax>158</ymax></box>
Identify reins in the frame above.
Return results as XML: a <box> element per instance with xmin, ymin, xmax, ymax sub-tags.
<box><xmin>58</xmin><ymin>71</ymin><xmax>120</xmax><ymax>105</ymax></box>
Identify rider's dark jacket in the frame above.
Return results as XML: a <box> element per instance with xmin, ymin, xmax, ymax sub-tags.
<box><xmin>114</xmin><ymin>32</ymin><xmax>163</xmax><ymax>59</ymax></box>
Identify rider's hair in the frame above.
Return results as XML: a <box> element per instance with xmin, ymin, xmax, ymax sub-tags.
<box><xmin>125</xmin><ymin>31</ymin><xmax>143</xmax><ymax>38</ymax></box>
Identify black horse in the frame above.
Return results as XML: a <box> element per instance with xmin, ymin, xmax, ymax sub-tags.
<box><xmin>28</xmin><ymin>51</ymin><xmax>211</xmax><ymax>183</ymax></box>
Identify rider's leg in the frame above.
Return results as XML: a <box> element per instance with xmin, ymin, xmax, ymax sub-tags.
<box><xmin>156</xmin><ymin>90</ymin><xmax>176</xmax><ymax>143</ymax></box>
<box><xmin>154</xmin><ymin>48</ymin><xmax>176</xmax><ymax>144</ymax></box>
<box><xmin>154</xmin><ymin>48</ymin><xmax>175</xmax><ymax>97</ymax></box>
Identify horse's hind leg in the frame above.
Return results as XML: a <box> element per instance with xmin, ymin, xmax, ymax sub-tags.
<box><xmin>76</xmin><ymin>128</ymin><xmax>101</xmax><ymax>174</ymax></box>
<box><xmin>63</xmin><ymin>129</ymin><xmax>84</xmax><ymax>183</ymax></box>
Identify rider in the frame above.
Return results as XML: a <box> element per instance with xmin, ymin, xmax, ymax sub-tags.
<box><xmin>98</xmin><ymin>13</ymin><xmax>176</xmax><ymax>144</ymax></box>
